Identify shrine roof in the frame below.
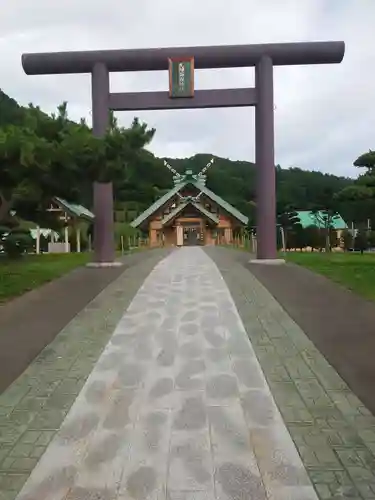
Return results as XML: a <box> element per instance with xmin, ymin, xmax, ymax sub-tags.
<box><xmin>53</xmin><ymin>197</ymin><xmax>95</xmax><ymax>221</ymax></box>
<box><xmin>161</xmin><ymin>200</ymin><xmax>220</xmax><ymax>226</ymax></box>
<box><xmin>131</xmin><ymin>172</ymin><xmax>248</xmax><ymax>229</ymax></box>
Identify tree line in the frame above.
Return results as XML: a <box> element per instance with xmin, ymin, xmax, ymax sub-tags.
<box><xmin>0</xmin><ymin>88</ymin><xmax>375</xmax><ymax>256</ymax></box>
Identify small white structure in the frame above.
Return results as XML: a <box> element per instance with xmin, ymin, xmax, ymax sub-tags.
<box><xmin>32</xmin><ymin>197</ymin><xmax>94</xmax><ymax>254</ymax></box>
<box><xmin>29</xmin><ymin>228</ymin><xmax>60</xmax><ymax>254</ymax></box>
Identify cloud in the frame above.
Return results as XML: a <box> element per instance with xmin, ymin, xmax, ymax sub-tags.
<box><xmin>0</xmin><ymin>0</ymin><xmax>373</xmax><ymax>177</ymax></box>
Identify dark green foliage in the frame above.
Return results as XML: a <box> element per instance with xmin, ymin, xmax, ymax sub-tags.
<box><xmin>310</xmin><ymin>209</ymin><xmax>340</xmax><ymax>252</ymax></box>
<box><xmin>0</xmin><ymin>225</ymin><xmax>9</xmax><ymax>239</ymax></box>
<box><xmin>0</xmin><ymin>90</ymin><xmax>25</xmax><ymax>127</ymax></box>
<box><xmin>0</xmin><ymin>92</ymin><xmax>155</xmax><ymax>227</ymax></box>
<box><xmin>354</xmin><ymin>230</ymin><xmax>369</xmax><ymax>254</ymax></box>
<box><xmin>1</xmin><ymin>87</ymin><xmax>374</xmax><ymax>238</ymax></box>
<box><xmin>277</xmin><ymin>207</ymin><xmax>301</xmax><ymax>251</ymax></box>
<box><xmin>156</xmin><ymin>155</ymin><xmax>351</xmax><ymax>229</ymax></box>
<box><xmin>354</xmin><ymin>150</ymin><xmax>375</xmax><ymax>170</ymax></box>
<box><xmin>368</xmin><ymin>231</ymin><xmax>375</xmax><ymax>248</ymax></box>
<box><xmin>336</xmin><ymin>150</ymin><xmax>375</xmax><ymax>227</ymax></box>
<box><xmin>341</xmin><ymin>229</ymin><xmax>354</xmax><ymax>251</ymax></box>
<box><xmin>0</xmin><ymin>226</ymin><xmax>33</xmax><ymax>258</ymax></box>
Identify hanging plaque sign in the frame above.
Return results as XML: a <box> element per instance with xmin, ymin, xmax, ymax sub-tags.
<box><xmin>168</xmin><ymin>57</ymin><xmax>194</xmax><ymax>98</ymax></box>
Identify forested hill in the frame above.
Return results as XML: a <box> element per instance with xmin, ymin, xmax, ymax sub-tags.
<box><xmin>158</xmin><ymin>154</ymin><xmax>352</xmax><ymax>221</ymax></box>
<box><xmin>0</xmin><ymin>89</ymin><xmax>26</xmax><ymax>127</ymax></box>
<box><xmin>0</xmin><ymin>88</ymin><xmax>352</xmax><ymax>224</ymax></box>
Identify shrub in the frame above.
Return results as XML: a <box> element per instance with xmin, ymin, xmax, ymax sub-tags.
<box><xmin>0</xmin><ymin>226</ymin><xmax>33</xmax><ymax>258</ymax></box>
<box><xmin>354</xmin><ymin>230</ymin><xmax>369</xmax><ymax>254</ymax></box>
<box><xmin>341</xmin><ymin>229</ymin><xmax>354</xmax><ymax>251</ymax></box>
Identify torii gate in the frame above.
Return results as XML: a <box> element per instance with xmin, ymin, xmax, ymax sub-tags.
<box><xmin>22</xmin><ymin>41</ymin><xmax>345</xmax><ymax>265</ymax></box>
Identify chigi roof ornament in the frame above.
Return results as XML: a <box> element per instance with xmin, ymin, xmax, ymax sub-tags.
<box><xmin>163</xmin><ymin>157</ymin><xmax>215</xmax><ymax>186</ymax></box>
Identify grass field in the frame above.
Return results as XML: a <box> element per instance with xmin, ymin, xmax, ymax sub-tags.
<box><xmin>285</xmin><ymin>252</ymin><xmax>375</xmax><ymax>301</ymax></box>
<box><xmin>0</xmin><ymin>248</ymin><xmax>146</xmax><ymax>303</ymax></box>
<box><xmin>0</xmin><ymin>252</ymin><xmax>93</xmax><ymax>303</ymax></box>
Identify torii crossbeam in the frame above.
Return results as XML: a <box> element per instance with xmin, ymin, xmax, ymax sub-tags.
<box><xmin>22</xmin><ymin>41</ymin><xmax>345</xmax><ymax>264</ymax></box>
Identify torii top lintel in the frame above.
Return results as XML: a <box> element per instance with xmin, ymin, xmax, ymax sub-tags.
<box><xmin>22</xmin><ymin>41</ymin><xmax>345</xmax><ymax>75</ymax></box>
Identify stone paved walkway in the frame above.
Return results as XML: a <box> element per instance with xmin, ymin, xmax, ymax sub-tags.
<box><xmin>0</xmin><ymin>250</ymin><xmax>170</xmax><ymax>393</ymax></box>
<box><xmin>1</xmin><ymin>247</ymin><xmax>375</xmax><ymax>500</ymax></box>
<box><xmin>0</xmin><ymin>249</ymin><xmax>169</xmax><ymax>500</ymax></box>
<box><xmin>207</xmin><ymin>247</ymin><xmax>375</xmax><ymax>500</ymax></box>
<box><xmin>11</xmin><ymin>247</ymin><xmax>317</xmax><ymax>500</ymax></box>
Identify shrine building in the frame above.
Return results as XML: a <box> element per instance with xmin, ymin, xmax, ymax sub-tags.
<box><xmin>131</xmin><ymin>160</ymin><xmax>248</xmax><ymax>247</ymax></box>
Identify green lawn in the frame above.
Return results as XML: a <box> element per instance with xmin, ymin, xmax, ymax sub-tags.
<box><xmin>0</xmin><ymin>252</ymin><xmax>92</xmax><ymax>303</ymax></box>
<box><xmin>285</xmin><ymin>252</ymin><xmax>375</xmax><ymax>301</ymax></box>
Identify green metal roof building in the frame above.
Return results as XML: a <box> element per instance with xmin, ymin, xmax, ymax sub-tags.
<box><xmin>295</xmin><ymin>210</ymin><xmax>348</xmax><ymax>230</ymax></box>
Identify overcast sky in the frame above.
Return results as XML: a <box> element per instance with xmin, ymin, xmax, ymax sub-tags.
<box><xmin>0</xmin><ymin>0</ymin><xmax>373</xmax><ymax>178</ymax></box>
